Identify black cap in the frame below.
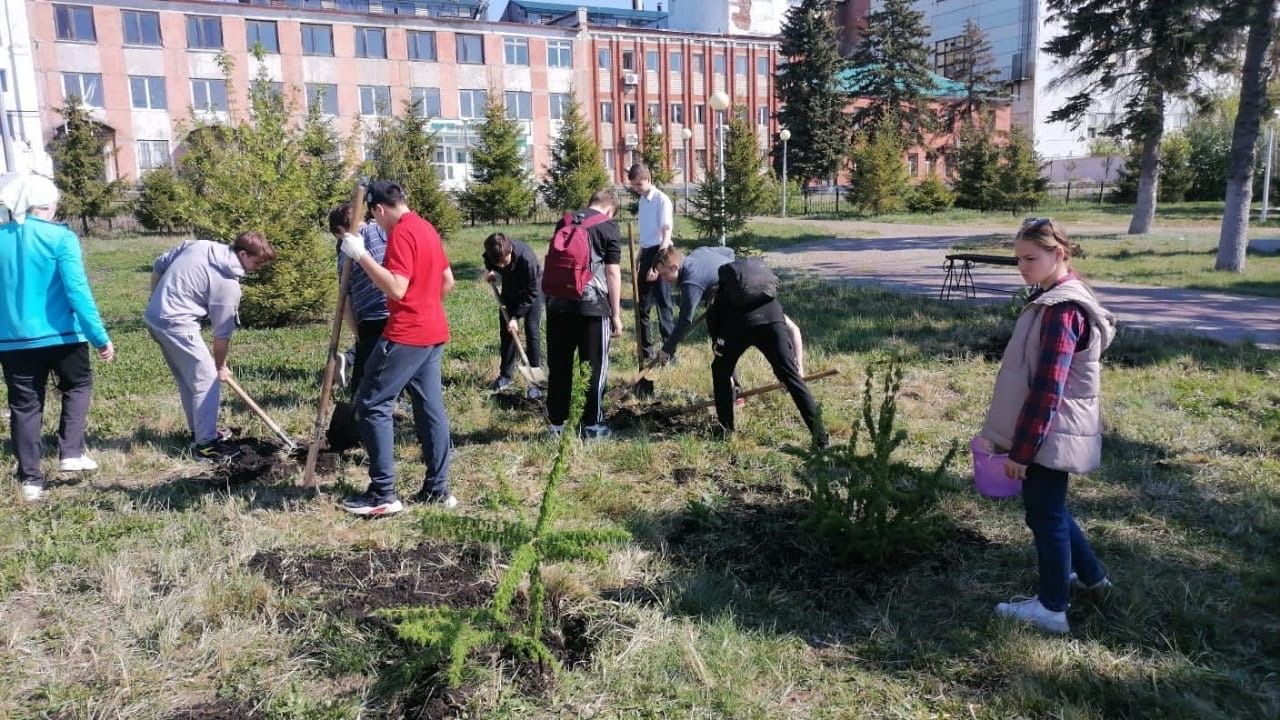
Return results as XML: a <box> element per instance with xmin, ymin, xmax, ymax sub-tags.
<box><xmin>366</xmin><ymin>180</ymin><xmax>406</xmax><ymax>207</ymax></box>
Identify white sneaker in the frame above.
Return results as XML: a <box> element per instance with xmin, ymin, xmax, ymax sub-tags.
<box><xmin>19</xmin><ymin>483</ymin><xmax>45</xmax><ymax>502</ymax></box>
<box><xmin>1069</xmin><ymin>572</ymin><xmax>1114</xmax><ymax>593</ymax></box>
<box><xmin>548</xmin><ymin>423</ymin><xmax>564</xmax><ymax>439</ymax></box>
<box><xmin>59</xmin><ymin>455</ymin><xmax>98</xmax><ymax>472</ymax></box>
<box><xmin>995</xmin><ymin>596</ymin><xmax>1069</xmax><ymax>634</ymax></box>
<box><xmin>581</xmin><ymin>424</ymin><xmax>612</xmax><ymax>440</ymax></box>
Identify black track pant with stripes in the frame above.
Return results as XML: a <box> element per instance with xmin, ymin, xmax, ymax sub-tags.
<box><xmin>545</xmin><ymin>312</ymin><xmax>611</xmax><ymax>428</ymax></box>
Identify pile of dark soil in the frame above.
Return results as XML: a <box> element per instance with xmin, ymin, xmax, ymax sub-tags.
<box><xmin>489</xmin><ymin>391</ymin><xmax>546</xmax><ymax>413</ymax></box>
<box><xmin>608</xmin><ymin>401</ymin><xmax>713</xmax><ymax>436</ymax></box>
<box><xmin>218</xmin><ymin>438</ymin><xmax>340</xmax><ymax>485</ymax></box>
<box><xmin>250</xmin><ymin>540</ymin><xmax>600</xmax><ymax>713</ymax></box>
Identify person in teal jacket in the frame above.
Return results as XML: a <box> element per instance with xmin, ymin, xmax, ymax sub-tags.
<box><xmin>0</xmin><ymin>174</ymin><xmax>114</xmax><ymax>502</ymax></box>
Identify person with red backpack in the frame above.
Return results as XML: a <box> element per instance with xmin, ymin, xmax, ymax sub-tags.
<box><xmin>543</xmin><ymin>189</ymin><xmax>623</xmax><ymax>439</ymax></box>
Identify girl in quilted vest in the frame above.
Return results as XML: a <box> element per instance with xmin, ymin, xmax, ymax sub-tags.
<box><xmin>980</xmin><ymin>218</ymin><xmax>1117</xmax><ymax>634</ymax></box>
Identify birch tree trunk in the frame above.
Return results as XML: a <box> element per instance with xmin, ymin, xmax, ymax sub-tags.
<box><xmin>1216</xmin><ymin>0</ymin><xmax>1278</xmax><ymax>272</ymax></box>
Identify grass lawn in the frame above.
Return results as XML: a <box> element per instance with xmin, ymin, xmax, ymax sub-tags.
<box><xmin>951</xmin><ymin>230</ymin><xmax>1280</xmax><ymax>299</ymax></box>
<box><xmin>1</xmin><ymin>224</ymin><xmax>1278</xmax><ymax>719</ymax></box>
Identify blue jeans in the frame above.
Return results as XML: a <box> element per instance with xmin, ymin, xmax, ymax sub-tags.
<box><xmin>1022</xmin><ymin>463</ymin><xmax>1105</xmax><ymax>612</ymax></box>
<box><xmin>355</xmin><ymin>339</ymin><xmax>451</xmax><ymax>502</ymax></box>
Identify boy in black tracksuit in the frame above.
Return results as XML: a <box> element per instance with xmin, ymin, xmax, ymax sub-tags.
<box><xmin>707</xmin><ymin>260</ymin><xmax>826</xmax><ymax>447</ymax></box>
<box><xmin>484</xmin><ymin>233</ymin><xmax>543</xmax><ymax>398</ymax></box>
<box><xmin>545</xmin><ymin>191</ymin><xmax>624</xmax><ymax>439</ymax></box>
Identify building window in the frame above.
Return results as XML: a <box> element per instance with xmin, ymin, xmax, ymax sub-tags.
<box><xmin>672</xmin><ymin>148</ymin><xmax>686</xmax><ymax>176</ymax></box>
<box><xmin>301</xmin><ymin>24</ymin><xmax>333</xmax><ymax>56</ymax></box>
<box><xmin>122</xmin><ymin>10</ymin><xmax>160</xmax><ymax>46</ymax></box>
<box><xmin>623</xmin><ymin>102</ymin><xmax>637</xmax><ymax>124</ymax></box>
<box><xmin>549</xmin><ymin>92</ymin><xmax>571</xmax><ymax>120</ymax></box>
<box><xmin>621</xmin><ymin>50</ymin><xmax>635</xmax><ymax>71</ymax></box>
<box><xmin>411</xmin><ymin>87</ymin><xmax>441</xmax><ymax>117</ymax></box>
<box><xmin>191</xmin><ymin>78</ymin><xmax>228</xmax><ymax>112</ymax></box>
<box><xmin>62</xmin><ymin>72</ymin><xmax>103</xmax><ymax>107</ymax></box>
<box><xmin>758</xmin><ymin>56</ymin><xmax>770</xmax><ymax>76</ymax></box>
<box><xmin>670</xmin><ymin>103</ymin><xmax>684</xmax><ymax>125</ymax></box>
<box><xmin>505</xmin><ymin>91</ymin><xmax>532</xmax><ymax>120</ymax></box>
<box><xmin>934</xmin><ymin>35</ymin><xmax>968</xmax><ymax>80</ymax></box>
<box><xmin>383</xmin><ymin>0</ymin><xmax>415</xmax><ymax>15</ymax></box>
<box><xmin>602</xmin><ymin>148</ymin><xmax>615</xmax><ymax>173</ymax></box>
<box><xmin>735</xmin><ymin>55</ymin><xmax>748</xmax><ymax>77</ymax></box>
<box><xmin>645</xmin><ymin>50</ymin><xmax>659</xmax><ymax>72</ymax></box>
<box><xmin>597</xmin><ymin>48</ymin><xmax>611</xmax><ymax>69</ymax></box>
<box><xmin>646</xmin><ymin>103</ymin><xmax>660</xmax><ymax>122</ymax></box>
<box><xmin>669</xmin><ymin>52</ymin><xmax>683</xmax><ymax>73</ymax></box>
<box><xmin>54</xmin><ymin>5</ymin><xmax>96</xmax><ymax>42</ymax></box>
<box><xmin>358</xmin><ymin>85</ymin><xmax>390</xmax><ymax>115</ymax></box>
<box><xmin>457</xmin><ymin>34</ymin><xmax>484</xmax><ymax>64</ymax></box>
<box><xmin>757</xmin><ymin>106</ymin><xmax>769</xmax><ymax>126</ymax></box>
<box><xmin>599</xmin><ymin>101</ymin><xmax>614</xmax><ymax>123</ymax></box>
<box><xmin>355</xmin><ymin>27</ymin><xmax>386</xmax><ymax>58</ymax></box>
<box><xmin>459</xmin><ymin>88</ymin><xmax>487</xmax><ymax>118</ymax></box>
<box><xmin>186</xmin><ymin>16</ymin><xmax>222</xmax><ymax>50</ymax></box>
<box><xmin>695</xmin><ymin>149</ymin><xmax>707</xmax><ymax>171</ymax></box>
<box><xmin>246</xmin><ymin>20</ymin><xmax>279</xmax><ymax>54</ymax></box>
<box><xmin>694</xmin><ymin>104</ymin><xmax>705</xmax><ymax>125</ymax></box>
<box><xmin>692</xmin><ymin>53</ymin><xmax>704</xmax><ymax>73</ymax></box>
<box><xmin>306</xmin><ymin>83</ymin><xmax>338</xmax><ymax>115</ymax></box>
<box><xmin>713</xmin><ymin>53</ymin><xmax>725</xmax><ymax>75</ymax></box>
<box><xmin>907</xmin><ymin>154</ymin><xmax>919</xmax><ymax>177</ymax></box>
<box><xmin>504</xmin><ymin>37</ymin><xmax>529</xmax><ymax>65</ymax></box>
<box><xmin>548</xmin><ymin>39</ymin><xmax>573</xmax><ymax>68</ymax></box>
<box><xmin>136</xmin><ymin>140</ymin><xmax>171</xmax><ymax>171</ymax></box>
<box><xmin>129</xmin><ymin>76</ymin><xmax>166</xmax><ymax>110</ymax></box>
<box><xmin>407</xmin><ymin>30</ymin><xmax>436</xmax><ymax>61</ymax></box>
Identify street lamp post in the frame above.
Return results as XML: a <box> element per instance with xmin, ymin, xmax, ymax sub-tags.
<box><xmin>680</xmin><ymin>126</ymin><xmax>693</xmax><ymax>214</ymax></box>
<box><xmin>779</xmin><ymin>128</ymin><xmax>791</xmax><ymax>218</ymax></box>
<box><xmin>709</xmin><ymin>91</ymin><xmax>730</xmax><ymax>246</ymax></box>
<box><xmin>1263</xmin><ymin>110</ymin><xmax>1280</xmax><ymax>222</ymax></box>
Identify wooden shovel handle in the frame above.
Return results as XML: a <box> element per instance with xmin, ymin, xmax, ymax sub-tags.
<box><xmin>224</xmin><ymin>375</ymin><xmax>295</xmax><ymax>449</ymax></box>
<box><xmin>488</xmin><ymin>279</ymin><xmax>535</xmax><ymax>368</ymax></box>
<box><xmin>662</xmin><ymin>369</ymin><xmax>840</xmax><ymax>417</ymax></box>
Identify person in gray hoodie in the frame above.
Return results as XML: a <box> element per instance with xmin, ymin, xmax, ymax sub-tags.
<box><xmin>144</xmin><ymin>232</ymin><xmax>276</xmax><ymax>460</ymax></box>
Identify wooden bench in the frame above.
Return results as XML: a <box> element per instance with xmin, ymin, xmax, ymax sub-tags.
<box><xmin>939</xmin><ymin>253</ymin><xmax>1021</xmax><ymax>300</ymax></box>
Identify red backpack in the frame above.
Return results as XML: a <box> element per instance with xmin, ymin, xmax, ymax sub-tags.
<box><xmin>542</xmin><ymin>211</ymin><xmax>611</xmax><ymax>300</ymax></box>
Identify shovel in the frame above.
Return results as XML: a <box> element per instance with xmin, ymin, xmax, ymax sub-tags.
<box><xmin>224</xmin><ymin>375</ymin><xmax>299</xmax><ymax>452</ymax></box>
<box><xmin>661</xmin><ymin>369</ymin><xmax>840</xmax><ymax>418</ymax></box>
<box><xmin>487</xmin><ymin>279</ymin><xmax>546</xmax><ymax>387</ymax></box>
<box><xmin>631</xmin><ymin>307</ymin><xmax>710</xmax><ymax>399</ymax></box>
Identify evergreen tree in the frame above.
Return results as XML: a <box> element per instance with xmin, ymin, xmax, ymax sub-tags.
<box><xmin>951</xmin><ymin>123</ymin><xmax>1002</xmax><ymax>211</ymax></box>
<box><xmin>540</xmin><ymin>92</ymin><xmax>610</xmax><ymax>213</ymax></box>
<box><xmin>49</xmin><ymin>99</ymin><xmax>126</xmax><ymax>235</ymax></box>
<box><xmin>777</xmin><ymin>0</ymin><xmax>850</xmax><ymax>184</ymax></box>
<box><xmin>1045</xmin><ymin>0</ymin><xmax>1234</xmax><ymax>234</ymax></box>
<box><xmin>174</xmin><ymin>51</ymin><xmax>335</xmax><ymax>326</ymax></box>
<box><xmin>849</xmin><ymin>116</ymin><xmax>911</xmax><ymax>215</ymax></box>
<box><xmin>847</xmin><ymin>0</ymin><xmax>938</xmax><ymax>145</ymax></box>
<box><xmin>458</xmin><ymin>94</ymin><xmax>536</xmax><ymax>224</ymax></box>
<box><xmin>944</xmin><ymin>20</ymin><xmax>1003</xmax><ymax>132</ymax></box>
<box><xmin>638</xmin><ymin>113</ymin><xmax>674</xmax><ymax>187</ymax></box>
<box><xmin>906</xmin><ymin>170</ymin><xmax>955</xmax><ymax>213</ymax></box>
<box><xmin>300</xmin><ymin>96</ymin><xmax>353</xmax><ymax>228</ymax></box>
<box><xmin>996</xmin><ymin>126</ymin><xmax>1047</xmax><ymax>213</ymax></box>
<box><xmin>1107</xmin><ymin>144</ymin><xmax>1142</xmax><ymax>203</ymax></box>
<box><xmin>690</xmin><ymin>112</ymin><xmax>768</xmax><ymax>240</ymax></box>
<box><xmin>364</xmin><ymin>98</ymin><xmax>461</xmax><ymax>236</ymax></box>
<box><xmin>1159</xmin><ymin>133</ymin><xmax>1194</xmax><ymax>203</ymax></box>
<box><xmin>133</xmin><ymin>167</ymin><xmax>186</xmax><ymax>232</ymax></box>
<box><xmin>1185</xmin><ymin>97</ymin><xmax>1234</xmax><ymax>201</ymax></box>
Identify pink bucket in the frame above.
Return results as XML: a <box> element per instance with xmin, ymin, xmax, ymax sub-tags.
<box><xmin>971</xmin><ymin>436</ymin><xmax>1021</xmax><ymax>499</ymax></box>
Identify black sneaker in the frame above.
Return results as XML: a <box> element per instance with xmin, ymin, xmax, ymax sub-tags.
<box><xmin>489</xmin><ymin>376</ymin><xmax>513</xmax><ymax>392</ymax></box>
<box><xmin>340</xmin><ymin>493</ymin><xmax>404</xmax><ymax>517</ymax></box>
<box><xmin>193</xmin><ymin>441</ymin><xmax>241</xmax><ymax>462</ymax></box>
<box><xmin>413</xmin><ymin>489</ymin><xmax>459</xmax><ymax>509</ymax></box>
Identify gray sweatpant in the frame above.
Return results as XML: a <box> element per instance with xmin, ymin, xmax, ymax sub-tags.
<box><xmin>147</xmin><ymin>326</ymin><xmax>220</xmax><ymax>445</ymax></box>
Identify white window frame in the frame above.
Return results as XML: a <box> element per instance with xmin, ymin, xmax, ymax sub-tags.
<box><xmin>505</xmin><ymin>90</ymin><xmax>533</xmax><ymax>120</ymax></box>
<box><xmin>136</xmin><ymin>139</ymin><xmax>171</xmax><ymax>171</ymax></box>
<box><xmin>62</xmin><ymin>72</ymin><xmax>103</xmax><ymax>107</ymax></box>
<box><xmin>504</xmin><ymin>36</ymin><xmax>529</xmax><ymax>66</ymax></box>
<box><xmin>129</xmin><ymin>75</ymin><xmax>166</xmax><ymax>110</ymax></box>
<box><xmin>190</xmin><ymin>78</ymin><xmax>227</xmax><ymax>112</ymax></box>
<box><xmin>358</xmin><ymin>85</ymin><xmax>390</xmax><ymax>116</ymax></box>
<box><xmin>547</xmin><ymin>40</ymin><xmax>573</xmax><ymax>68</ymax></box>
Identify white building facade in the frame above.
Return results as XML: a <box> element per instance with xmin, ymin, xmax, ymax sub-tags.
<box><xmin>665</xmin><ymin>0</ymin><xmax>800</xmax><ymax>37</ymax></box>
<box><xmin>1</xmin><ymin>0</ymin><xmax>52</xmax><ymax>174</ymax></box>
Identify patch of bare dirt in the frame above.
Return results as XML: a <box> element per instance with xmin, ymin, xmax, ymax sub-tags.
<box><xmin>217</xmin><ymin>438</ymin><xmax>341</xmax><ymax>485</ymax></box>
<box><xmin>165</xmin><ymin>701</ymin><xmax>263</xmax><ymax>720</ymax></box>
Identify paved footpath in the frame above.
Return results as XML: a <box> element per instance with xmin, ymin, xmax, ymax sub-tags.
<box><xmin>761</xmin><ymin>217</ymin><xmax>1280</xmax><ymax>348</ymax></box>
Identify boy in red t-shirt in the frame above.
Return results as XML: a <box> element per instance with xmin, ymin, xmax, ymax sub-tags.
<box><xmin>338</xmin><ymin>181</ymin><xmax>456</xmax><ymax>516</ymax></box>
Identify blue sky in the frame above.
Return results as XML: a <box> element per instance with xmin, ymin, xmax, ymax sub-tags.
<box><xmin>486</xmin><ymin>0</ymin><xmax>639</xmax><ymax>21</ymax></box>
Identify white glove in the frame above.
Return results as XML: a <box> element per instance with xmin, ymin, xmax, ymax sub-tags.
<box><xmin>340</xmin><ymin>233</ymin><xmax>368</xmax><ymax>263</ymax></box>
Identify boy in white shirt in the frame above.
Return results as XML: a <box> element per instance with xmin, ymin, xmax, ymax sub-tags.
<box><xmin>629</xmin><ymin>163</ymin><xmax>675</xmax><ymax>362</ymax></box>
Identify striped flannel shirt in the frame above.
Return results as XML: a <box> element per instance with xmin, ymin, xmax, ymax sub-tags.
<box><xmin>338</xmin><ymin>222</ymin><xmax>389</xmax><ymax>322</ymax></box>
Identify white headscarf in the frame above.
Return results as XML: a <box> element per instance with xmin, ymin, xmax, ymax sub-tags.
<box><xmin>0</xmin><ymin>174</ymin><xmax>60</xmax><ymax>224</ymax></box>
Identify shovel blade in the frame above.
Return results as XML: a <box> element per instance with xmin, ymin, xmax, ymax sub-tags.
<box><xmin>633</xmin><ymin>376</ymin><xmax>655</xmax><ymax>399</ymax></box>
<box><xmin>519</xmin><ymin>365</ymin><xmax>547</xmax><ymax>387</ymax></box>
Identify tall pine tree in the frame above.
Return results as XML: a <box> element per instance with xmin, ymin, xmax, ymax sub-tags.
<box><xmin>847</xmin><ymin>0</ymin><xmax>938</xmax><ymax>145</ymax></box>
<box><xmin>49</xmin><ymin>99</ymin><xmax>126</xmax><ymax>235</ymax></box>
<box><xmin>996</xmin><ymin>126</ymin><xmax>1047</xmax><ymax>213</ymax></box>
<box><xmin>944</xmin><ymin>20</ymin><xmax>1002</xmax><ymax>132</ymax></box>
<box><xmin>690</xmin><ymin>112</ymin><xmax>768</xmax><ymax>242</ymax></box>
<box><xmin>458</xmin><ymin>93</ymin><xmax>536</xmax><ymax>224</ymax></box>
<box><xmin>850</xmin><ymin>115</ymin><xmax>911</xmax><ymax>215</ymax></box>
<box><xmin>638</xmin><ymin>113</ymin><xmax>674</xmax><ymax>187</ymax></box>
<box><xmin>777</xmin><ymin>0</ymin><xmax>850</xmax><ymax>184</ymax></box>
<box><xmin>951</xmin><ymin>122</ymin><xmax>1002</xmax><ymax>211</ymax></box>
<box><xmin>1045</xmin><ymin>0</ymin><xmax>1232</xmax><ymax>234</ymax></box>
<box><xmin>540</xmin><ymin>92</ymin><xmax>610</xmax><ymax>213</ymax></box>
<box><xmin>364</xmin><ymin>98</ymin><xmax>461</xmax><ymax>236</ymax></box>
